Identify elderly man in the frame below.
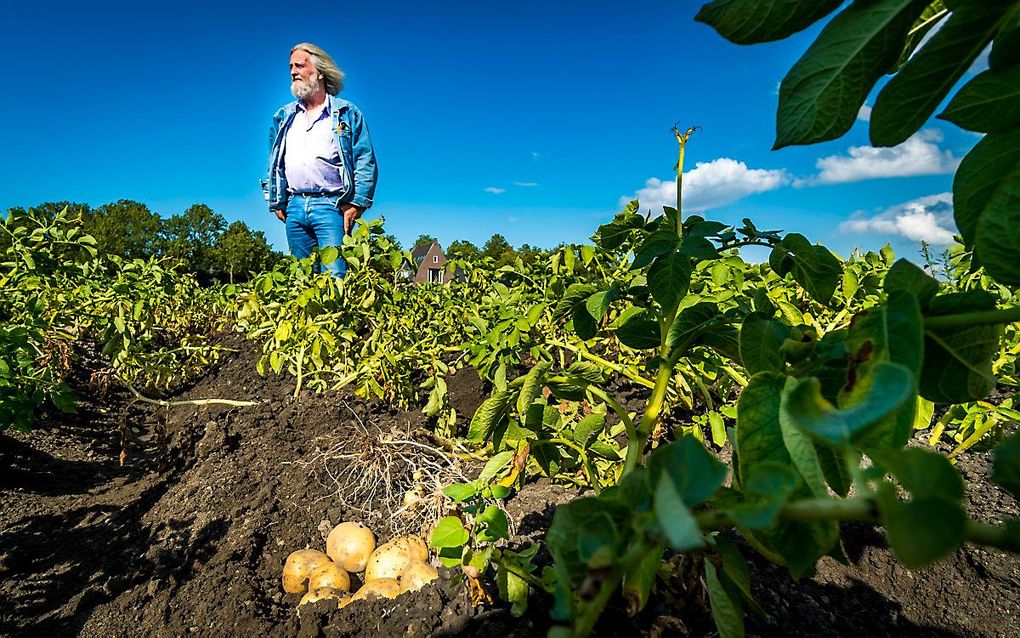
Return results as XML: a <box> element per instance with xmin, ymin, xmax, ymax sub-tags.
<box><xmin>263</xmin><ymin>43</ymin><xmax>378</xmax><ymax>277</ymax></box>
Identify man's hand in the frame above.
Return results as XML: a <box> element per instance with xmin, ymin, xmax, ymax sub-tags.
<box><xmin>342</xmin><ymin>204</ymin><xmax>363</xmax><ymax>234</ymax></box>
<box><xmin>274</xmin><ymin>209</ymin><xmax>286</xmax><ymax>222</ymax></box>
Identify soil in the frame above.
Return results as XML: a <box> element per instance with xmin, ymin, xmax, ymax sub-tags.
<box><xmin>1</xmin><ymin>335</ymin><xmax>1018</xmax><ymax>637</ymax></box>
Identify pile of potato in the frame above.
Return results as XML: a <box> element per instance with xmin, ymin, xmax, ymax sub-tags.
<box><xmin>282</xmin><ymin>522</ymin><xmax>438</xmax><ymax>610</ymax></box>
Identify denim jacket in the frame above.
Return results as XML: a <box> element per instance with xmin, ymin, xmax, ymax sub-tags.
<box><xmin>262</xmin><ymin>96</ymin><xmax>378</xmax><ymax>212</ymax></box>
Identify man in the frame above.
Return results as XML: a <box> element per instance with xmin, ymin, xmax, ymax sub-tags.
<box><xmin>263</xmin><ymin>43</ymin><xmax>378</xmax><ymax>277</ymax></box>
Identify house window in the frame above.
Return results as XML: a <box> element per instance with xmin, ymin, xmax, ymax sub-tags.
<box><xmin>433</xmin><ymin>255</ymin><xmax>439</xmax><ymax>263</ymax></box>
<box><xmin>428</xmin><ymin>268</ymin><xmax>443</xmax><ymax>284</ymax></box>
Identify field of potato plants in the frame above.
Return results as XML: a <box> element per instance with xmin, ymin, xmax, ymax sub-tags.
<box><xmin>3</xmin><ymin>2</ymin><xmax>1020</xmax><ymax>637</ymax></box>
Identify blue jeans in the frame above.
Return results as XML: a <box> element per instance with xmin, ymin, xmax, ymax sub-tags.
<box><xmin>285</xmin><ymin>195</ymin><xmax>348</xmax><ymax>277</ymax></box>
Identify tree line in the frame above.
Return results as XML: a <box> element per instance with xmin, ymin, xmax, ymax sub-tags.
<box><xmin>4</xmin><ymin>200</ymin><xmax>282</xmax><ymax>283</ymax></box>
<box><xmin>409</xmin><ymin>233</ymin><xmax>548</xmax><ymax>268</ymax></box>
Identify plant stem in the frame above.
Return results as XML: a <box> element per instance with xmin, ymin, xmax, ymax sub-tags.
<box><xmin>623</xmin><ymin>361</ymin><xmax>672</xmax><ymax>475</ymax></box>
<box><xmin>499</xmin><ymin>558</ymin><xmax>552</xmax><ymax>593</ymax></box>
<box><xmin>924</xmin><ymin>306</ymin><xmax>1020</xmax><ymax>330</ymax></box>
<box><xmin>547</xmin><ymin>339</ymin><xmax>655</xmax><ymax>389</ymax></box>
<box><xmin>126</xmin><ymin>384</ymin><xmax>258</xmax><ymax>408</ymax></box>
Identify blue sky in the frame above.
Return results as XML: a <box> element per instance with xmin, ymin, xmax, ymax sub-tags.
<box><xmin>1</xmin><ymin>1</ymin><xmax>978</xmax><ymax>261</ymax></box>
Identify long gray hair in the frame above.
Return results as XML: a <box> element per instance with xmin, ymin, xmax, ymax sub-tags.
<box><xmin>291</xmin><ymin>42</ymin><xmax>345</xmax><ymax>95</ymax></box>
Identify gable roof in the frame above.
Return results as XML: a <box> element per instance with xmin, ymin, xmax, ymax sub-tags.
<box><xmin>410</xmin><ymin>242</ymin><xmax>434</xmax><ymax>264</ymax></box>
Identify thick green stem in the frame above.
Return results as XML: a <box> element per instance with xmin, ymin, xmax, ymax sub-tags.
<box><xmin>924</xmin><ymin>306</ymin><xmax>1020</xmax><ymax>330</ymax></box>
<box><xmin>572</xmin><ymin>570</ymin><xmax>620</xmax><ymax>638</ymax></box>
<box><xmin>126</xmin><ymin>384</ymin><xmax>258</xmax><ymax>408</ymax></box>
<box><xmin>676</xmin><ymin>142</ymin><xmax>685</xmax><ymax>235</ymax></box>
<box><xmin>622</xmin><ymin>362</ymin><xmax>672</xmax><ymax>475</ymax></box>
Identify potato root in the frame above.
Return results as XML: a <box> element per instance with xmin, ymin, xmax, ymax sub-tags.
<box><xmin>282</xmin><ymin>549</ymin><xmax>333</xmax><ymax>594</ymax></box>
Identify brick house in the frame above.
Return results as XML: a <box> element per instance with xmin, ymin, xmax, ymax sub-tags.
<box><xmin>397</xmin><ymin>241</ymin><xmax>461</xmax><ymax>284</ymax></box>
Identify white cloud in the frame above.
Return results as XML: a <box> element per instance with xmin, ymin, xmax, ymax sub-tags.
<box><xmin>620</xmin><ymin>158</ymin><xmax>790</xmax><ymax>214</ymax></box>
<box><xmin>529</xmin><ymin>152</ymin><xmax>541</xmax><ymax>159</ymax></box>
<box><xmin>857</xmin><ymin>104</ymin><xmax>872</xmax><ymax>122</ymax></box>
<box><xmin>799</xmin><ymin>129</ymin><xmax>959</xmax><ymax>186</ymax></box>
<box><xmin>513</xmin><ymin>181</ymin><xmax>539</xmax><ymax>187</ymax></box>
<box><xmin>484</xmin><ymin>187</ymin><xmax>506</xmax><ymax>194</ymax></box>
<box><xmin>838</xmin><ymin>193</ymin><xmax>957</xmax><ymax>245</ymax></box>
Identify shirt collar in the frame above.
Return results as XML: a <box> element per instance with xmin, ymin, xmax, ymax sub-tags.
<box><xmin>296</xmin><ymin>93</ymin><xmax>332</xmax><ymax>116</ymax></box>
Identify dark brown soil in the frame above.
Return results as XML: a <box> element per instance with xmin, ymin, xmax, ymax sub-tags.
<box><xmin>1</xmin><ymin>336</ymin><xmax>1017</xmax><ymax>637</ymax></box>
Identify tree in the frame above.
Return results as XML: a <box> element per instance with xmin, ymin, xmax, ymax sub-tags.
<box><xmin>447</xmin><ymin>240</ymin><xmax>480</xmax><ymax>261</ymax></box>
<box><xmin>383</xmin><ymin>234</ymin><xmax>403</xmax><ymax>252</ymax></box>
<box><xmin>83</xmin><ymin>199</ymin><xmax>161</xmax><ymax>260</ymax></box>
<box><xmin>157</xmin><ymin>204</ymin><xmax>226</xmax><ymax>272</ymax></box>
<box><xmin>482</xmin><ymin>233</ymin><xmax>513</xmax><ymax>260</ymax></box>
<box><xmin>211</xmin><ymin>221</ymin><xmax>280</xmax><ymax>283</ymax></box>
<box><xmin>413</xmin><ymin>234</ymin><xmax>438</xmax><ymax>249</ymax></box>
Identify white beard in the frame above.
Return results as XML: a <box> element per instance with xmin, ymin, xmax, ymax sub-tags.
<box><xmin>291</xmin><ymin>76</ymin><xmax>319</xmax><ymax>99</ymax></box>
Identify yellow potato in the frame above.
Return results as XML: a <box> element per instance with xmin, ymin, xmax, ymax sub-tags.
<box><xmin>307</xmin><ymin>562</ymin><xmax>351</xmax><ymax>592</ymax></box>
<box><xmin>352</xmin><ymin>578</ymin><xmax>401</xmax><ymax>601</ymax></box>
<box><xmin>400</xmin><ymin>561</ymin><xmax>438</xmax><ymax>593</ymax></box>
<box><xmin>392</xmin><ymin>536</ymin><xmax>429</xmax><ymax>562</ymax></box>
<box><xmin>326</xmin><ymin>522</ymin><xmax>377</xmax><ymax>573</ymax></box>
<box><xmin>298</xmin><ymin>586</ymin><xmax>351</xmax><ymax>608</ymax></box>
<box><xmin>364</xmin><ymin>540</ymin><xmax>414</xmax><ymax>582</ymax></box>
<box><xmin>282</xmin><ymin>549</ymin><xmax>333</xmax><ymax>594</ymax></box>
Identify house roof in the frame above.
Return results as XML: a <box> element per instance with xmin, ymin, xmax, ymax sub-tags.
<box><xmin>410</xmin><ymin>241</ymin><xmax>438</xmax><ymax>265</ymax></box>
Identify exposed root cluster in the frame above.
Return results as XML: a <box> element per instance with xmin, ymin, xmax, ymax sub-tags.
<box><xmin>294</xmin><ymin>402</ymin><xmax>469</xmax><ymax>537</ymax></box>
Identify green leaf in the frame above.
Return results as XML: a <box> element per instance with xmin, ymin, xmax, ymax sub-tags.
<box><xmin>890</xmin><ymin>1</ymin><xmax>946</xmax><ymax>72</ymax></box>
<box><xmin>479</xmin><ymin>450</ymin><xmax>515</xmax><ymax>483</ymax></box>
<box><xmin>774</xmin><ymin>0</ymin><xmax>926</xmax><ymax>148</ymax></box>
<box><xmin>709</xmin><ymin>411</ymin><xmax>728</xmax><ymax>447</ymax></box>
<box><xmin>953</xmin><ymin>129</ymin><xmax>1020</xmax><ymax>285</ymax></box>
<box><xmin>705</xmin><ymin>561</ymin><xmax>745</xmax><ymax>638</ymax></box>
<box><xmin>572</xmin><ymin>304</ymin><xmax>598</xmax><ymax>341</ymax></box>
<box><xmin>871</xmin><ymin>3</ymin><xmax>1008</xmax><ymax>146</ymax></box>
<box><xmin>654</xmin><ymin>475</ymin><xmax>704</xmax><ymax>552</ymax></box>
<box><xmin>554</xmin><ymin>283</ymin><xmax>597</xmax><ymax>320</ymax></box>
<box><xmin>49</xmin><ymin>382</ymin><xmax>77</xmax><ymax>414</ymax></box>
<box><xmin>430</xmin><ymin>516</ymin><xmax>470</xmax><ymax>548</ymax></box>
<box><xmin>647</xmin><ymin>250</ymin><xmax>692</xmax><ymax>312</ymax></box>
<box><xmin>646</xmin><ymin>435</ymin><xmax>727</xmax><ymax>507</ymax></box>
<box><xmin>815</xmin><ymin>445</ymin><xmax>852</xmax><ymax>497</ymax></box>
<box><xmin>496</xmin><ymin>562</ymin><xmax>530</xmax><ymax>617</ymax></box>
<box><xmin>517</xmin><ymin>360</ymin><xmax>550</xmax><ymax>415</ymax></box>
<box><xmin>921</xmin><ymin>292</ymin><xmax>1002</xmax><ymax>403</ymax></box>
<box><xmin>990</xmin><ymin>432</ymin><xmax>1020</xmax><ymax>499</ymax></box>
<box><xmin>666</xmin><ymin>302</ymin><xmax>719</xmax><ymax>353</ymax></box>
<box><xmin>769</xmin><ymin>234</ymin><xmax>841</xmax><ymax>303</ymax></box>
<box><xmin>585</xmin><ymin>288</ymin><xmax>617</xmax><ymax>322</ymax></box>
<box><xmin>728</xmin><ymin>461</ymin><xmax>799</xmax><ymax>529</ymax></box>
<box><xmin>477</xmin><ymin>505</ymin><xmax>510</xmax><ymax>543</ymax></box>
<box><xmin>877</xmin><ymin>484</ymin><xmax>966</xmax><ymax>569</ymax></box>
<box><xmin>735</xmin><ymin>372</ymin><xmax>788</xmax><ymax>486</ymax></box>
<box><xmin>615</xmin><ymin>316</ymin><xmax>659</xmax><ymax>353</ymax></box>
<box><xmin>714</xmin><ymin>535</ymin><xmax>767</xmax><ymax>617</ymax></box>
<box><xmin>878</xmin><ymin>447</ymin><xmax>965</xmax><ymax>501</ymax></box>
<box><xmin>840</xmin><ymin>290</ymin><xmax>924</xmax><ymax>450</ymax></box>
<box><xmin>883</xmin><ymin>258</ymin><xmax>939</xmax><ymax>308</ymax></box>
<box><xmin>443</xmin><ymin>483</ymin><xmax>479</xmax><ymax>502</ymax></box>
<box><xmin>739</xmin><ymin>312</ymin><xmax>789</xmax><ymax>375</ymax></box>
<box><xmin>989</xmin><ymin>6</ymin><xmax>1020</xmax><ymax>71</ymax></box>
<box><xmin>573</xmin><ymin>412</ymin><xmax>606</xmax><ymax>446</ymax></box>
<box><xmin>467</xmin><ymin>389</ymin><xmax>514</xmax><ymax>442</ymax></box>
<box><xmin>781</xmin><ymin>362</ymin><xmax>915</xmax><ymax>448</ymax></box>
<box><xmin>547</xmin><ymin>497</ymin><xmax>631</xmax><ymax>587</ymax></box>
<box><xmin>632</xmin><ymin>229</ymin><xmax>680</xmax><ymax>269</ymax></box>
<box><xmin>940</xmin><ymin>65</ymin><xmax>1020</xmax><ymax>134</ymax></box>
<box><xmin>695</xmin><ymin>0</ymin><xmax>842</xmax><ymax>44</ymax></box>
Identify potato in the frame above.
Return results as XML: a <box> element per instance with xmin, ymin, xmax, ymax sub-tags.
<box><xmin>326</xmin><ymin>522</ymin><xmax>376</xmax><ymax>573</ymax></box>
<box><xmin>364</xmin><ymin>540</ymin><xmax>414</xmax><ymax>581</ymax></box>
<box><xmin>298</xmin><ymin>586</ymin><xmax>351</xmax><ymax>608</ymax></box>
<box><xmin>282</xmin><ymin>549</ymin><xmax>333</xmax><ymax>594</ymax></box>
<box><xmin>352</xmin><ymin>577</ymin><xmax>401</xmax><ymax>601</ymax></box>
<box><xmin>393</xmin><ymin>536</ymin><xmax>429</xmax><ymax>562</ymax></box>
<box><xmin>307</xmin><ymin>562</ymin><xmax>351</xmax><ymax>592</ymax></box>
<box><xmin>400</xmin><ymin>561</ymin><xmax>438</xmax><ymax>593</ymax></box>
